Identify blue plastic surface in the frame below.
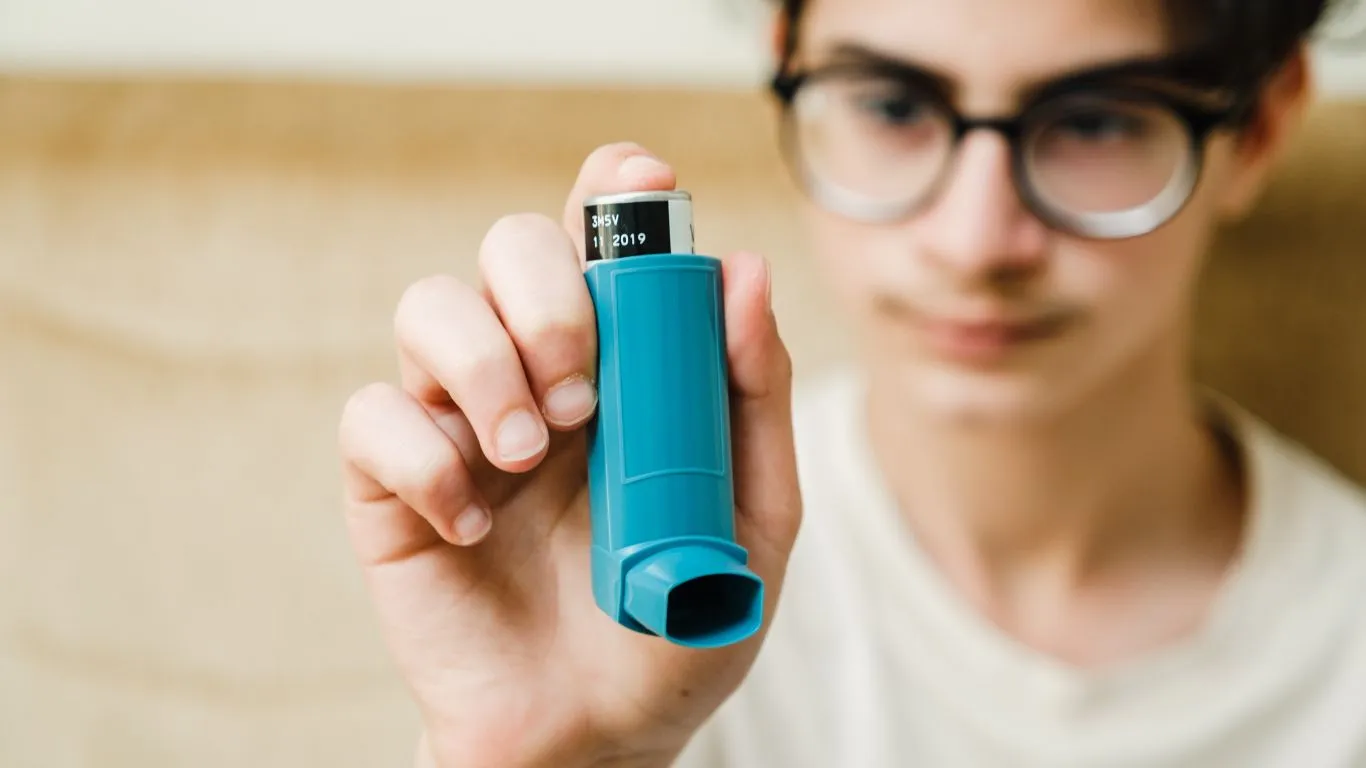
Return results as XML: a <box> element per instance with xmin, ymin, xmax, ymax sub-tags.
<box><xmin>584</xmin><ymin>253</ymin><xmax>764</xmax><ymax>648</ymax></box>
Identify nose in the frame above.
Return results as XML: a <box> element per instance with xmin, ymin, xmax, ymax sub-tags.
<box><xmin>916</xmin><ymin>130</ymin><xmax>1048</xmax><ymax>285</ymax></box>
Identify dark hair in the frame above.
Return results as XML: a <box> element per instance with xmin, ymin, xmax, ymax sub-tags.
<box><xmin>773</xmin><ymin>0</ymin><xmax>1349</xmax><ymax>96</ymax></box>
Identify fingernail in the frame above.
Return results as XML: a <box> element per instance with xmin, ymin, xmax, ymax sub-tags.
<box><xmin>453</xmin><ymin>504</ymin><xmax>491</xmax><ymax>544</ymax></box>
<box><xmin>543</xmin><ymin>375</ymin><xmax>598</xmax><ymax>426</ymax></box>
<box><xmin>619</xmin><ymin>154</ymin><xmax>670</xmax><ymax>182</ymax></box>
<box><xmin>496</xmin><ymin>408</ymin><xmax>547</xmax><ymax>462</ymax></box>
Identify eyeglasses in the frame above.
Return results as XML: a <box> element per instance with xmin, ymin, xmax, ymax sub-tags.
<box><xmin>770</xmin><ymin>56</ymin><xmax>1253</xmax><ymax>240</ymax></box>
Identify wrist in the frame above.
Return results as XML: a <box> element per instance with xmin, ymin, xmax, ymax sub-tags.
<box><xmin>415</xmin><ymin>729</ymin><xmax>679</xmax><ymax>768</ymax></box>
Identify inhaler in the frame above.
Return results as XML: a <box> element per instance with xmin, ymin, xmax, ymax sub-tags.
<box><xmin>581</xmin><ymin>190</ymin><xmax>764</xmax><ymax>649</ymax></box>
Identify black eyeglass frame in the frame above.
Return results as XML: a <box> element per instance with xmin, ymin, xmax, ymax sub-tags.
<box><xmin>769</xmin><ymin>56</ymin><xmax>1257</xmax><ymax>240</ymax></box>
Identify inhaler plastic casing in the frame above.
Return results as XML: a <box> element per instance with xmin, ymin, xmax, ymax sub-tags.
<box><xmin>582</xmin><ymin>190</ymin><xmax>764</xmax><ymax>649</ymax></box>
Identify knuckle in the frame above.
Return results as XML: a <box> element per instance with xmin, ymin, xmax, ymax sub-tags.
<box><xmin>521</xmin><ymin>318</ymin><xmax>595</xmax><ymax>374</ymax></box>
<box><xmin>480</xmin><ymin>212</ymin><xmax>561</xmax><ymax>267</ymax></box>
<box><xmin>772</xmin><ymin>334</ymin><xmax>794</xmax><ymax>380</ymax></box>
<box><xmin>774</xmin><ymin>347</ymin><xmax>795</xmax><ymax>389</ymax></box>
<box><xmin>394</xmin><ymin>274</ymin><xmax>467</xmax><ymax>337</ymax></box>
<box><xmin>740</xmin><ymin>330</ymin><xmax>793</xmax><ymax>401</ymax></box>
<box><xmin>409</xmin><ymin>441</ymin><xmax>465</xmax><ymax>508</ymax></box>
<box><xmin>339</xmin><ymin>382</ymin><xmax>402</xmax><ymax>446</ymax></box>
<box><xmin>766</xmin><ymin>333</ymin><xmax>795</xmax><ymax>391</ymax></box>
<box><xmin>455</xmin><ymin>343</ymin><xmax>520</xmax><ymax>390</ymax></box>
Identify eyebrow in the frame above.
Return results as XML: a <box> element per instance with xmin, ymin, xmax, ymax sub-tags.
<box><xmin>815</xmin><ymin>42</ymin><xmax>1214</xmax><ymax>106</ymax></box>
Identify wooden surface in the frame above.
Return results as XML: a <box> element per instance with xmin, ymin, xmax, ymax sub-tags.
<box><xmin>0</xmin><ymin>75</ymin><xmax>1363</xmax><ymax>766</ymax></box>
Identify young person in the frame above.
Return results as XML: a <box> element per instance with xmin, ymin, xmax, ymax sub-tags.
<box><xmin>336</xmin><ymin>0</ymin><xmax>1366</xmax><ymax>765</ymax></box>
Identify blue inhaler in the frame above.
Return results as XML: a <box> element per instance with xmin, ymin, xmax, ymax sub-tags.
<box><xmin>582</xmin><ymin>190</ymin><xmax>763</xmax><ymax>649</ymax></box>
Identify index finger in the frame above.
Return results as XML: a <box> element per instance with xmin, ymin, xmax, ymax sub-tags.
<box><xmin>561</xmin><ymin>142</ymin><xmax>678</xmax><ymax>263</ymax></box>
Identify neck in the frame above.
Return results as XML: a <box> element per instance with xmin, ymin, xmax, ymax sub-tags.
<box><xmin>864</xmin><ymin>334</ymin><xmax>1245</xmax><ymax>591</ymax></box>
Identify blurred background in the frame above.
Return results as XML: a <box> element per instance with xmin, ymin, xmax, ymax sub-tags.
<box><xmin>1</xmin><ymin>1</ymin><xmax>1364</xmax><ymax>765</ymax></box>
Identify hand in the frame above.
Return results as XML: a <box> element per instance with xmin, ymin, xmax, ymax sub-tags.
<box><xmin>337</xmin><ymin>143</ymin><xmax>803</xmax><ymax>768</ymax></box>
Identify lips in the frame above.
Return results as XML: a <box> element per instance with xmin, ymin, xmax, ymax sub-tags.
<box><xmin>878</xmin><ymin>295</ymin><xmax>1072</xmax><ymax>363</ymax></box>
<box><xmin>924</xmin><ymin>314</ymin><xmax>1061</xmax><ymax>340</ymax></box>
<box><xmin>921</xmin><ymin>313</ymin><xmax>1068</xmax><ymax>363</ymax></box>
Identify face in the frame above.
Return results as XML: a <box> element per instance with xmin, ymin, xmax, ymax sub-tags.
<box><xmin>784</xmin><ymin>0</ymin><xmax>1306</xmax><ymax>425</ymax></box>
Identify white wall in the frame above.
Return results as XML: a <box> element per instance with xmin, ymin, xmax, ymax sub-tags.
<box><xmin>0</xmin><ymin>0</ymin><xmax>772</xmax><ymax>86</ymax></box>
<box><xmin>1319</xmin><ymin>53</ymin><xmax>1366</xmax><ymax>94</ymax></box>
<box><xmin>1</xmin><ymin>0</ymin><xmax>1363</xmax><ymax>94</ymax></box>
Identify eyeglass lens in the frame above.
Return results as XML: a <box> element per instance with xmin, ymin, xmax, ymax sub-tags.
<box><xmin>789</xmin><ymin>73</ymin><xmax>1197</xmax><ymax>233</ymax></box>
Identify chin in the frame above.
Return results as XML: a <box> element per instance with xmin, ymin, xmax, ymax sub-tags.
<box><xmin>897</xmin><ymin>361</ymin><xmax>1076</xmax><ymax>425</ymax></box>
<box><xmin>869</xmin><ymin>321</ymin><xmax>1102</xmax><ymax>427</ymax></box>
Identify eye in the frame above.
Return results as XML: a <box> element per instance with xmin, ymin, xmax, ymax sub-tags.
<box><xmin>852</xmin><ymin>84</ymin><xmax>935</xmax><ymax>127</ymax></box>
<box><xmin>1051</xmin><ymin>107</ymin><xmax>1150</xmax><ymax>143</ymax></box>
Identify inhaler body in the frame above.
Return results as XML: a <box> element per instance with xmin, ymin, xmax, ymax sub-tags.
<box><xmin>582</xmin><ymin>191</ymin><xmax>763</xmax><ymax>649</ymax></box>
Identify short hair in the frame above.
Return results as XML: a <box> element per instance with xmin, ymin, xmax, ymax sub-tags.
<box><xmin>772</xmin><ymin>0</ymin><xmax>1353</xmax><ymax>96</ymax></box>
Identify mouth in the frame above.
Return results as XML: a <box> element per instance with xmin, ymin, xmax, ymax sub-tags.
<box><xmin>878</xmin><ymin>296</ymin><xmax>1075</xmax><ymax>365</ymax></box>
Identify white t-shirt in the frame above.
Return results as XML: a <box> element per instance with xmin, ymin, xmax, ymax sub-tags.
<box><xmin>675</xmin><ymin>368</ymin><xmax>1366</xmax><ymax>768</ymax></box>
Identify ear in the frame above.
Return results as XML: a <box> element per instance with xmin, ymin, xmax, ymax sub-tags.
<box><xmin>1216</xmin><ymin>46</ymin><xmax>1315</xmax><ymax>218</ymax></box>
<box><xmin>771</xmin><ymin>4</ymin><xmax>793</xmax><ymax>66</ymax></box>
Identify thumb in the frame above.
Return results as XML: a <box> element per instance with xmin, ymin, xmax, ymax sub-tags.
<box><xmin>721</xmin><ymin>251</ymin><xmax>803</xmax><ymax>576</ymax></box>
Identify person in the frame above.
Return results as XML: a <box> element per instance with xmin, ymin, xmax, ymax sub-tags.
<box><xmin>335</xmin><ymin>0</ymin><xmax>1366</xmax><ymax>765</ymax></box>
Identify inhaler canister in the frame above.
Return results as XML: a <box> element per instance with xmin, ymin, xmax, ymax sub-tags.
<box><xmin>582</xmin><ymin>190</ymin><xmax>764</xmax><ymax>649</ymax></box>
